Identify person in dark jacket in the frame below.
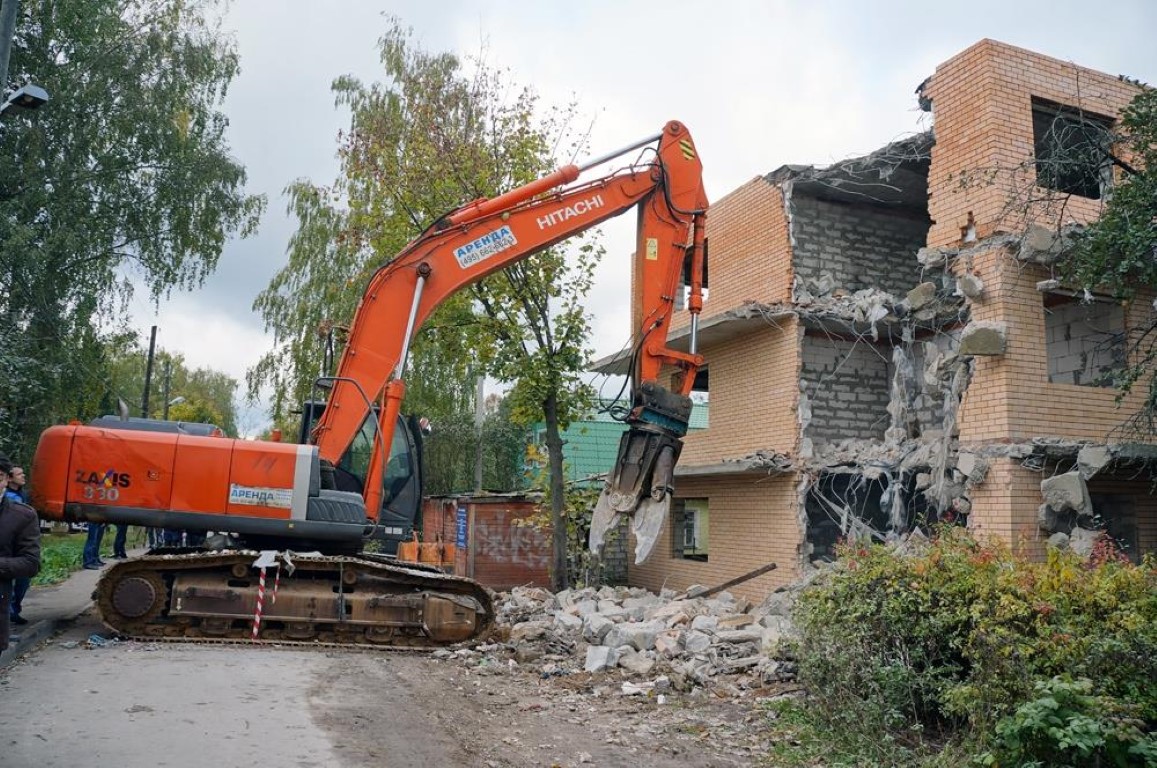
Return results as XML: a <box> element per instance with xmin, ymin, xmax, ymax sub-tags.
<box><xmin>5</xmin><ymin>465</ymin><xmax>31</xmax><ymax>624</ymax></box>
<box><xmin>0</xmin><ymin>454</ymin><xmax>40</xmax><ymax>651</ymax></box>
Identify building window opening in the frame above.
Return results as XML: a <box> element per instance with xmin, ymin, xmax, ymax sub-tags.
<box><xmin>1044</xmin><ymin>293</ymin><xmax>1125</xmax><ymax>386</ymax></box>
<box><xmin>671</xmin><ymin>497</ymin><xmax>708</xmax><ymax>561</ymax></box>
<box><xmin>1032</xmin><ymin>98</ymin><xmax>1113</xmax><ymax>200</ymax></box>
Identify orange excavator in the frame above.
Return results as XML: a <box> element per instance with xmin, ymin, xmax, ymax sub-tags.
<box><xmin>29</xmin><ymin>120</ymin><xmax>709</xmax><ymax>647</ymax></box>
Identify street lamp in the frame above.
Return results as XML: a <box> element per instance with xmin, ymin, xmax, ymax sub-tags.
<box><xmin>0</xmin><ymin>83</ymin><xmax>49</xmax><ymax>116</ymax></box>
<box><xmin>163</xmin><ymin>396</ymin><xmax>185</xmax><ymax>421</ymax></box>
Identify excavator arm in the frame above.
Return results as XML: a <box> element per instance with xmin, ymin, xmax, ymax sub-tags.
<box><xmin>314</xmin><ymin>120</ymin><xmax>708</xmax><ymax>563</ymax></box>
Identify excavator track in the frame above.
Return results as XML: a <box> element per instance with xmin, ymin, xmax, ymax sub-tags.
<box><xmin>94</xmin><ymin>551</ymin><xmax>494</xmax><ymax>648</ymax></box>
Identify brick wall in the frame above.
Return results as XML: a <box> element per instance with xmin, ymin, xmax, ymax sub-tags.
<box><xmin>680</xmin><ymin>321</ymin><xmax>801</xmax><ymax>465</ymax></box>
<box><xmin>790</xmin><ymin>195</ymin><xmax>928</xmax><ymax>296</ymax></box>
<box><xmin>954</xmin><ymin>246</ymin><xmax>1155</xmax><ymax>443</ymax></box>
<box><xmin>628</xmin><ymin>474</ymin><xmax>801</xmax><ymax>603</ymax></box>
<box><xmin>669</xmin><ymin>178</ymin><xmax>793</xmax><ymax>335</ymax></box>
<box><xmin>924</xmin><ymin>39</ymin><xmax>1140</xmax><ymax>249</ymax></box>
<box><xmin>800</xmin><ymin>334</ymin><xmax>891</xmax><ymax>442</ymax></box>
<box><xmin>966</xmin><ymin>457</ymin><xmax>1046</xmax><ymax>559</ymax></box>
<box><xmin>924</xmin><ymin>41</ymin><xmax>1154</xmax><ymax>446</ymax></box>
<box><xmin>422</xmin><ymin>496</ymin><xmax>552</xmax><ymax>590</ymax></box>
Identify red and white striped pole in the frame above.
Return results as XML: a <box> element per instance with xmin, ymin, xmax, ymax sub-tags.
<box><xmin>251</xmin><ymin>566</ymin><xmax>267</xmax><ymax>642</ymax></box>
<box><xmin>270</xmin><ymin>564</ymin><xmax>281</xmax><ymax>606</ymax></box>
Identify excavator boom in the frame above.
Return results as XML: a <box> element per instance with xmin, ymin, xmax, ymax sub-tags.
<box><xmin>313</xmin><ymin>120</ymin><xmax>708</xmax><ymax>562</ymax></box>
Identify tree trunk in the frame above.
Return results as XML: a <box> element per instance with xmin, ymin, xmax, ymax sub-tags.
<box><xmin>542</xmin><ymin>391</ymin><xmax>569</xmax><ymax>591</ymax></box>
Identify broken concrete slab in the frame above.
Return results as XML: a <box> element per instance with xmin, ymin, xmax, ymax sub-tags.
<box><xmin>957</xmin><ymin>272</ymin><xmax>985</xmax><ymax>299</ymax></box>
<box><xmin>554</xmin><ymin>612</ymin><xmax>583</xmax><ymax>632</ymax></box>
<box><xmin>584</xmin><ymin>645</ymin><xmax>619</xmax><ymax>673</ymax></box>
<box><xmin>907</xmin><ymin>281</ymin><xmax>938</xmax><ymax>310</ymax></box>
<box><xmin>1017</xmin><ymin>223</ymin><xmax>1080</xmax><ymax>265</ymax></box>
<box><xmin>916</xmin><ymin>246</ymin><xmax>952</xmax><ymax>268</ymax></box>
<box><xmin>1047</xmin><ymin>531</ymin><xmax>1071</xmax><ymax>550</ymax></box>
<box><xmin>1041</xmin><ymin>471</ymin><xmax>1092</xmax><ymax>516</ymax></box>
<box><xmin>581</xmin><ymin>613</ymin><xmax>614</xmax><ymax>643</ymax></box>
<box><xmin>959</xmin><ymin>321</ymin><xmax>1007</xmax><ymax>356</ymax></box>
<box><xmin>1077</xmin><ymin>445</ymin><xmax>1113</xmax><ymax>480</ymax></box>
<box><xmin>1069</xmin><ymin>526</ymin><xmax>1101</xmax><ymax>558</ymax></box>
<box><xmin>1038</xmin><ymin>503</ymin><xmax>1063</xmax><ymax>533</ymax></box>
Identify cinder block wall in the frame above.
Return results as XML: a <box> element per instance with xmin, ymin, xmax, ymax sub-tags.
<box><xmin>628</xmin><ymin>474</ymin><xmax>800</xmax><ymax>603</ymax></box>
<box><xmin>791</xmin><ymin>195</ymin><xmax>927</xmax><ymax>296</ymax></box>
<box><xmin>800</xmin><ymin>335</ymin><xmax>891</xmax><ymax>442</ymax></box>
<box><xmin>1045</xmin><ymin>300</ymin><xmax>1125</xmax><ymax>385</ymax></box>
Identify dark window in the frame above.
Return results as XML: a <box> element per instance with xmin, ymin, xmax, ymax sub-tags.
<box><xmin>671</xmin><ymin>498</ymin><xmax>708</xmax><ymax>561</ymax></box>
<box><xmin>1032</xmin><ymin>98</ymin><xmax>1113</xmax><ymax>199</ymax></box>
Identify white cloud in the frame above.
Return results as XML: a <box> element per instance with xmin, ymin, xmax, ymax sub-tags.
<box><xmin>131</xmin><ymin>0</ymin><xmax>1157</xmax><ymax>421</ymax></box>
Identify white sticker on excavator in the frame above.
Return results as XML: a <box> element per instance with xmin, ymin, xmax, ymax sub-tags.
<box><xmin>454</xmin><ymin>225</ymin><xmax>517</xmax><ymax>269</ymax></box>
<box><xmin>229</xmin><ymin>484</ymin><xmax>293</xmax><ymax>508</ymax></box>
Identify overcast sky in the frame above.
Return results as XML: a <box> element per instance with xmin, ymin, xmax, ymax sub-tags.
<box><xmin>126</xmin><ymin>0</ymin><xmax>1157</xmax><ymax>433</ymax></box>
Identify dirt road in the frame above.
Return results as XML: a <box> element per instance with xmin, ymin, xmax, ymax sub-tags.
<box><xmin>1</xmin><ymin>614</ymin><xmax>778</xmax><ymax>767</ymax></box>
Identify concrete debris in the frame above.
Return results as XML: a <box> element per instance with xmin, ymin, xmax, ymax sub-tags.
<box><xmin>1038</xmin><ymin>503</ymin><xmax>1063</xmax><ymax>533</ymax></box>
<box><xmin>473</xmin><ymin>583</ymin><xmax>806</xmax><ymax>697</ymax></box>
<box><xmin>1068</xmin><ymin>526</ymin><xmax>1101</xmax><ymax>557</ymax></box>
<box><xmin>1041</xmin><ymin>470</ymin><xmax>1092</xmax><ymax>516</ymax></box>
<box><xmin>916</xmin><ymin>246</ymin><xmax>956</xmax><ymax>268</ymax></box>
<box><xmin>1017</xmin><ymin>223</ymin><xmax>1082</xmax><ymax>265</ymax></box>
<box><xmin>907</xmin><ymin>281</ymin><xmax>938</xmax><ymax>310</ymax></box>
<box><xmin>1036</xmin><ymin>278</ymin><xmax>1061</xmax><ymax>292</ymax></box>
<box><xmin>956</xmin><ymin>272</ymin><xmax>985</xmax><ymax>299</ymax></box>
<box><xmin>1047</xmin><ymin>531</ymin><xmax>1071</xmax><ymax>550</ymax></box>
<box><xmin>959</xmin><ymin>321</ymin><xmax>1007</xmax><ymax>356</ymax></box>
<box><xmin>1076</xmin><ymin>445</ymin><xmax>1113</xmax><ymax>480</ymax></box>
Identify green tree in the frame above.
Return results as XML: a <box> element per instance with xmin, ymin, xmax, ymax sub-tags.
<box><xmin>104</xmin><ymin>340</ymin><xmax>238</xmax><ymax>435</ymax></box>
<box><xmin>0</xmin><ymin>0</ymin><xmax>263</xmax><ymax>459</ymax></box>
<box><xmin>1061</xmin><ymin>86</ymin><xmax>1157</xmax><ymax>436</ymax></box>
<box><xmin>251</xmin><ymin>20</ymin><xmax>600</xmax><ymax>589</ymax></box>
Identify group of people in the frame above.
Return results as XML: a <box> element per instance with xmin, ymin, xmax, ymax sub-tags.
<box><xmin>0</xmin><ymin>453</ymin><xmax>40</xmax><ymax>653</ymax></box>
<box><xmin>82</xmin><ymin>521</ymin><xmax>129</xmax><ymax>570</ymax></box>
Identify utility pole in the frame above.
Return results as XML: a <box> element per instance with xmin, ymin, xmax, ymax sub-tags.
<box><xmin>141</xmin><ymin>325</ymin><xmax>157</xmax><ymax>418</ymax></box>
<box><xmin>473</xmin><ymin>374</ymin><xmax>485</xmax><ymax>492</ymax></box>
<box><xmin>161</xmin><ymin>359</ymin><xmax>172</xmax><ymax>419</ymax></box>
<box><xmin>0</xmin><ymin>0</ymin><xmax>17</xmax><ymax>93</ymax></box>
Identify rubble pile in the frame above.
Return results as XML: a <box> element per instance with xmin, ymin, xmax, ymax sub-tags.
<box><xmin>435</xmin><ymin>583</ymin><xmax>803</xmax><ymax>698</ymax></box>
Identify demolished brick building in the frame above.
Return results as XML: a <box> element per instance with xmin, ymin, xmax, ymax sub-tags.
<box><xmin>598</xmin><ymin>39</ymin><xmax>1156</xmax><ymax>602</ymax></box>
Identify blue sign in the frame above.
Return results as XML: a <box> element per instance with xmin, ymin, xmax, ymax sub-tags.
<box><xmin>456</xmin><ymin>506</ymin><xmax>468</xmax><ymax>548</ymax></box>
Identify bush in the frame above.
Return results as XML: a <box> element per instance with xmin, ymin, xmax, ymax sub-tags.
<box><xmin>788</xmin><ymin>528</ymin><xmax>1157</xmax><ymax>763</ymax></box>
<box><xmin>978</xmin><ymin>676</ymin><xmax>1157</xmax><ymax>767</ymax></box>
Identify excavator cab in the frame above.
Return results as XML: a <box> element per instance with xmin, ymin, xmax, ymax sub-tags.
<box><xmin>298</xmin><ymin>401</ymin><xmax>423</xmax><ymax>555</ymax></box>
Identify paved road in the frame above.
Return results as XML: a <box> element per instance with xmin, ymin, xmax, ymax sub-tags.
<box><xmin>0</xmin><ymin>616</ymin><xmax>339</xmax><ymax>768</ymax></box>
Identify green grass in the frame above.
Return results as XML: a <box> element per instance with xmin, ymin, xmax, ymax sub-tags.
<box><xmin>34</xmin><ymin>527</ymin><xmax>149</xmax><ymax>586</ymax></box>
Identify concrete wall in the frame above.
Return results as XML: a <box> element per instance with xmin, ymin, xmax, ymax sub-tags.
<box><xmin>790</xmin><ymin>195</ymin><xmax>927</xmax><ymax>296</ymax></box>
